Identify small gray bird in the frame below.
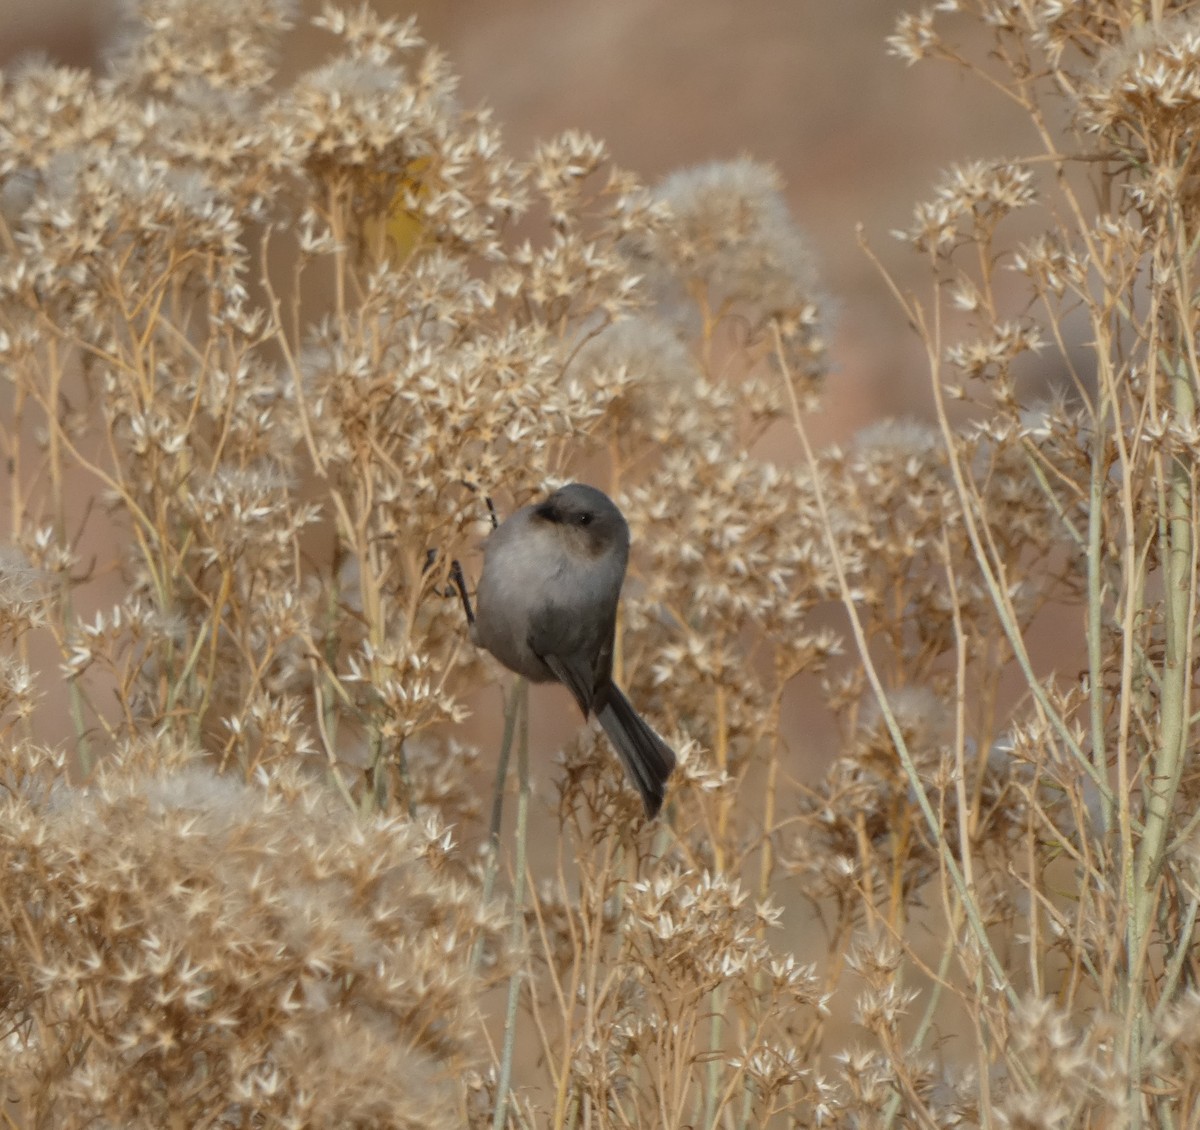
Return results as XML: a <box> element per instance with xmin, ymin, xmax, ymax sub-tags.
<box><xmin>470</xmin><ymin>483</ymin><xmax>676</xmax><ymax>817</ymax></box>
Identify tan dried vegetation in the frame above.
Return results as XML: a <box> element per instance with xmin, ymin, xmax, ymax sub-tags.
<box><xmin>0</xmin><ymin>0</ymin><xmax>1197</xmax><ymax>1125</ymax></box>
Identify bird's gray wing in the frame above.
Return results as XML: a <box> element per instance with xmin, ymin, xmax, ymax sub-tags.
<box><xmin>528</xmin><ymin>603</ymin><xmax>615</xmax><ymax>717</ymax></box>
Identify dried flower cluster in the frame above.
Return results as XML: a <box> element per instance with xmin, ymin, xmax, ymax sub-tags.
<box><xmin>0</xmin><ymin>0</ymin><xmax>1197</xmax><ymax>1125</ymax></box>
<box><xmin>0</xmin><ymin>741</ymin><xmax>503</xmax><ymax>1127</ymax></box>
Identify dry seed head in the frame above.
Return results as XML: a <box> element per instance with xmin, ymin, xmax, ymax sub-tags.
<box><xmin>313</xmin><ymin>5</ymin><xmax>424</xmax><ymax>61</ymax></box>
<box><xmin>108</xmin><ymin>0</ymin><xmax>297</xmax><ymax>93</ymax></box>
<box><xmin>0</xmin><ymin>546</ymin><xmax>46</xmax><ymax>636</ymax></box>
<box><xmin>0</xmin><ymin>752</ymin><xmax>501</xmax><ymax>1127</ymax></box>
<box><xmin>569</xmin><ymin>315</ymin><xmax>732</xmax><ymax>452</ymax></box>
<box><xmin>945</xmin><ymin>320</ymin><xmax>1045</xmax><ymax>382</ymax></box>
<box><xmin>887</xmin><ymin>9</ymin><xmax>942</xmax><ymax>66</ymax></box>
<box><xmin>895</xmin><ymin>159</ymin><xmax>1036</xmax><ymax>254</ymax></box>
<box><xmin>1084</xmin><ymin>14</ymin><xmax>1200</xmax><ymax>134</ymax></box>
<box><xmin>625</xmin><ymin>157</ymin><xmax>827</xmax><ymax>379</ymax></box>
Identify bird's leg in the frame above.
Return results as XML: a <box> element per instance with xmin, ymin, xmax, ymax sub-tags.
<box><xmin>421</xmin><ymin>547</ymin><xmax>476</xmax><ymax>624</ymax></box>
<box><xmin>454</xmin><ymin>478</ymin><xmax>500</xmax><ymax>530</ymax></box>
<box><xmin>448</xmin><ymin>558</ymin><xmax>474</xmax><ymax>625</ymax></box>
<box><xmin>442</xmin><ymin>483</ymin><xmax>499</xmax><ymax>626</ymax></box>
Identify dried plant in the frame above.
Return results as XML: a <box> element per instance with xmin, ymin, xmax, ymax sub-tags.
<box><xmin>0</xmin><ymin>0</ymin><xmax>1197</xmax><ymax>1126</ymax></box>
<box><xmin>0</xmin><ymin>740</ymin><xmax>502</xmax><ymax>1128</ymax></box>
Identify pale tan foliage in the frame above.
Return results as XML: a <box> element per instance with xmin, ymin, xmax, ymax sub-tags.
<box><xmin>1</xmin><ymin>0</ymin><xmax>1197</xmax><ymax>1126</ymax></box>
<box><xmin>0</xmin><ymin>742</ymin><xmax>503</xmax><ymax>1128</ymax></box>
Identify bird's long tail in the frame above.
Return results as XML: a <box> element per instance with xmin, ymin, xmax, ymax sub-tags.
<box><xmin>596</xmin><ymin>685</ymin><xmax>676</xmax><ymax>818</ymax></box>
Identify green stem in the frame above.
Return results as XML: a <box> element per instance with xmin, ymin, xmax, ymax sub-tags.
<box><xmin>1139</xmin><ymin>351</ymin><xmax>1194</xmax><ymax>913</ymax></box>
<box><xmin>471</xmin><ymin>680</ymin><xmax>522</xmax><ymax>976</ymax></box>
<box><xmin>1086</xmin><ymin>406</ymin><xmax>1112</xmax><ymax>836</ymax></box>
<box><xmin>704</xmin><ymin>982</ymin><xmax>726</xmax><ymax>1130</ymax></box>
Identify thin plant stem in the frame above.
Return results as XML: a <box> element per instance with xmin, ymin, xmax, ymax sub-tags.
<box><xmin>493</xmin><ymin>678</ymin><xmax>530</xmax><ymax>1130</ymax></box>
<box><xmin>472</xmin><ymin>679</ymin><xmax>523</xmax><ymax>976</ymax></box>
<box><xmin>776</xmin><ymin>324</ymin><xmax>1019</xmax><ymax>1012</ymax></box>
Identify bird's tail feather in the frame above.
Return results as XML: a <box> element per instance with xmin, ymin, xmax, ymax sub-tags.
<box><xmin>596</xmin><ymin>685</ymin><xmax>676</xmax><ymax>818</ymax></box>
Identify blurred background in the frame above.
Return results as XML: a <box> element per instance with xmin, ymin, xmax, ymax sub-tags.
<box><xmin>0</xmin><ymin>0</ymin><xmax>1027</xmax><ymax>441</ymax></box>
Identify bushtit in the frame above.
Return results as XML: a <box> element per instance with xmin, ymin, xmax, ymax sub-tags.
<box><xmin>470</xmin><ymin>483</ymin><xmax>676</xmax><ymax>817</ymax></box>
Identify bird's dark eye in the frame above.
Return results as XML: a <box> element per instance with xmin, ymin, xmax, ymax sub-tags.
<box><xmin>577</xmin><ymin>512</ymin><xmax>592</xmax><ymax>526</ymax></box>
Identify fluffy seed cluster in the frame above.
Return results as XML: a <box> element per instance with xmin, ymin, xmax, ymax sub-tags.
<box><xmin>0</xmin><ymin>743</ymin><xmax>504</xmax><ymax>1128</ymax></box>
